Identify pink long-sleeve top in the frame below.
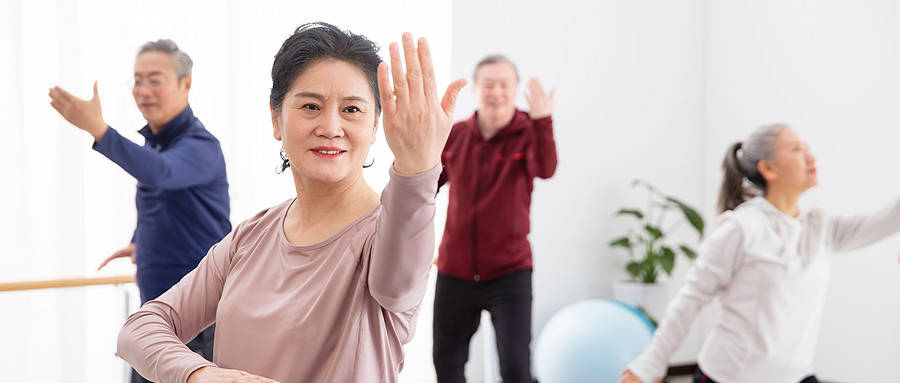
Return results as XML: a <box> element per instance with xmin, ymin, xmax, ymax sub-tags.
<box><xmin>116</xmin><ymin>165</ymin><xmax>441</xmax><ymax>383</ymax></box>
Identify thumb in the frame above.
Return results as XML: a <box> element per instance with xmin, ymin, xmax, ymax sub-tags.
<box><xmin>441</xmin><ymin>78</ymin><xmax>468</xmax><ymax>117</ymax></box>
<box><xmin>92</xmin><ymin>81</ymin><xmax>99</xmax><ymax>101</ymax></box>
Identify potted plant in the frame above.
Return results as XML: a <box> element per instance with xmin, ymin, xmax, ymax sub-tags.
<box><xmin>609</xmin><ymin>180</ymin><xmax>705</xmax><ymax>324</ymax></box>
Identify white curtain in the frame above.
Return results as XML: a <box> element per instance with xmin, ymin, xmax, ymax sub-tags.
<box><xmin>0</xmin><ymin>0</ymin><xmax>452</xmax><ymax>381</ymax></box>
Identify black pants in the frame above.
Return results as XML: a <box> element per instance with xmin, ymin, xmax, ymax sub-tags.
<box><xmin>693</xmin><ymin>368</ymin><xmax>819</xmax><ymax>383</ymax></box>
<box><xmin>433</xmin><ymin>269</ymin><xmax>534</xmax><ymax>383</ymax></box>
<box><xmin>131</xmin><ymin>324</ymin><xmax>215</xmax><ymax>383</ymax></box>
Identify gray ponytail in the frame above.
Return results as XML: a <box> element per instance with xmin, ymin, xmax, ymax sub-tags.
<box><xmin>716</xmin><ymin>123</ymin><xmax>787</xmax><ymax>213</ymax></box>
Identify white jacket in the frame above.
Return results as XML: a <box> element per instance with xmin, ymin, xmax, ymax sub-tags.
<box><xmin>628</xmin><ymin>196</ymin><xmax>900</xmax><ymax>383</ymax></box>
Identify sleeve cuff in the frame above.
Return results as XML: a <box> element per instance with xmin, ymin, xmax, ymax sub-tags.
<box><xmin>180</xmin><ymin>362</ymin><xmax>217</xmax><ymax>383</ymax></box>
<box><xmin>91</xmin><ymin>126</ymin><xmax>117</xmax><ymax>154</ymax></box>
<box><xmin>388</xmin><ymin>162</ymin><xmax>442</xmax><ymax>183</ymax></box>
<box><xmin>531</xmin><ymin>115</ymin><xmax>553</xmax><ymax>129</ymax></box>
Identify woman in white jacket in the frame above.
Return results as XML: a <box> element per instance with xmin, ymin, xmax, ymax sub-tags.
<box><xmin>620</xmin><ymin>123</ymin><xmax>900</xmax><ymax>383</ymax></box>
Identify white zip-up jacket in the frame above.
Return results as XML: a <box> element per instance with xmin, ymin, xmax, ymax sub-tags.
<box><xmin>628</xmin><ymin>196</ymin><xmax>900</xmax><ymax>383</ymax></box>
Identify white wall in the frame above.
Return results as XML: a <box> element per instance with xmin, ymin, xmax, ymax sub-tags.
<box><xmin>704</xmin><ymin>1</ymin><xmax>900</xmax><ymax>381</ymax></box>
<box><xmin>450</xmin><ymin>0</ymin><xmax>708</xmax><ymax>380</ymax></box>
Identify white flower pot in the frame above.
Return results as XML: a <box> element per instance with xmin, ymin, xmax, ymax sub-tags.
<box><xmin>612</xmin><ymin>280</ymin><xmax>669</xmax><ymax>322</ymax></box>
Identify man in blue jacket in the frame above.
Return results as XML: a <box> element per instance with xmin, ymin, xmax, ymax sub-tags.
<box><xmin>49</xmin><ymin>39</ymin><xmax>230</xmax><ymax>383</ymax></box>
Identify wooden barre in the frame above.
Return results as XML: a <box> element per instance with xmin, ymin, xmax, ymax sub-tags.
<box><xmin>0</xmin><ymin>275</ymin><xmax>135</xmax><ymax>292</ymax></box>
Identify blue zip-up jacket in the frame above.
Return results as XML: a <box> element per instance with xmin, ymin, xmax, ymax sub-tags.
<box><xmin>93</xmin><ymin>106</ymin><xmax>231</xmax><ymax>303</ymax></box>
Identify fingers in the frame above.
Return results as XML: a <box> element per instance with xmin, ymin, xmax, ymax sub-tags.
<box><xmin>388</xmin><ymin>42</ymin><xmax>409</xmax><ymax>108</ymax></box>
<box><xmin>245</xmin><ymin>374</ymin><xmax>278</xmax><ymax>383</ymax></box>
<box><xmin>48</xmin><ymin>88</ymin><xmax>69</xmax><ymax>108</ymax></box>
<box><xmin>417</xmin><ymin>37</ymin><xmax>439</xmax><ymax>105</ymax></box>
<box><xmin>618</xmin><ymin>369</ymin><xmax>639</xmax><ymax>383</ymax></box>
<box><xmin>48</xmin><ymin>88</ymin><xmax>73</xmax><ymax>120</ymax></box>
<box><xmin>49</xmin><ymin>98</ymin><xmax>65</xmax><ymax>116</ymax></box>
<box><xmin>440</xmin><ymin>78</ymin><xmax>468</xmax><ymax>117</ymax></box>
<box><xmin>401</xmin><ymin>33</ymin><xmax>424</xmax><ymax>102</ymax></box>
<box><xmin>524</xmin><ymin>77</ymin><xmax>554</xmax><ymax>117</ymax></box>
<box><xmin>529</xmin><ymin>77</ymin><xmax>545</xmax><ymax>98</ymax></box>
<box><xmin>200</xmin><ymin>367</ymin><xmax>279</xmax><ymax>383</ymax></box>
<box><xmin>97</xmin><ymin>254</ymin><xmax>117</xmax><ymax>270</ymax></box>
<box><xmin>97</xmin><ymin>249</ymin><xmax>131</xmax><ymax>270</ymax></box>
<box><xmin>53</xmin><ymin>86</ymin><xmax>77</xmax><ymax>103</ymax></box>
<box><xmin>49</xmin><ymin>86</ymin><xmax>81</xmax><ymax>118</ymax></box>
<box><xmin>48</xmin><ymin>87</ymin><xmax>63</xmax><ymax>102</ymax></box>
<box><xmin>377</xmin><ymin>62</ymin><xmax>396</xmax><ymax>118</ymax></box>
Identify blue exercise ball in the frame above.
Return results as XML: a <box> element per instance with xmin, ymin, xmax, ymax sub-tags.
<box><xmin>534</xmin><ymin>299</ymin><xmax>655</xmax><ymax>383</ymax></box>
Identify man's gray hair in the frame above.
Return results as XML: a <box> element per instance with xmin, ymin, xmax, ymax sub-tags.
<box><xmin>138</xmin><ymin>39</ymin><xmax>193</xmax><ymax>79</ymax></box>
<box><xmin>473</xmin><ymin>54</ymin><xmax>519</xmax><ymax>82</ymax></box>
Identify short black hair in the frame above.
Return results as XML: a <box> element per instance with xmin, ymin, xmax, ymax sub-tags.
<box><xmin>270</xmin><ymin>22</ymin><xmax>382</xmax><ymax>115</ymax></box>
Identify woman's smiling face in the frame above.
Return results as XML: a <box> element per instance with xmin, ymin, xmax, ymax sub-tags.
<box><xmin>272</xmin><ymin>59</ymin><xmax>378</xmax><ymax>185</ymax></box>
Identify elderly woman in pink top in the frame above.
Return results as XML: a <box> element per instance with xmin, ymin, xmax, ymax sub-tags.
<box><xmin>116</xmin><ymin>22</ymin><xmax>467</xmax><ymax>383</ymax></box>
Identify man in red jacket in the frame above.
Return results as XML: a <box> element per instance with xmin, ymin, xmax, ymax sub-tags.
<box><xmin>433</xmin><ymin>54</ymin><xmax>557</xmax><ymax>383</ymax></box>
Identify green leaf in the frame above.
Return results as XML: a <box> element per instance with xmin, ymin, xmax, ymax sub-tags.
<box><xmin>659</xmin><ymin>246</ymin><xmax>676</xmax><ymax>275</ymax></box>
<box><xmin>644</xmin><ymin>224</ymin><xmax>663</xmax><ymax>241</ymax></box>
<box><xmin>626</xmin><ymin>262</ymin><xmax>642</xmax><ymax>280</ymax></box>
<box><xmin>616</xmin><ymin>208</ymin><xmax>644</xmax><ymax>220</ymax></box>
<box><xmin>666</xmin><ymin>197</ymin><xmax>705</xmax><ymax>236</ymax></box>
<box><xmin>609</xmin><ymin>236</ymin><xmax>632</xmax><ymax>249</ymax></box>
<box><xmin>679</xmin><ymin>244</ymin><xmax>698</xmax><ymax>259</ymax></box>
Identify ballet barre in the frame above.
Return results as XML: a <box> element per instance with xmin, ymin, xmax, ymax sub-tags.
<box><xmin>0</xmin><ymin>275</ymin><xmax>135</xmax><ymax>292</ymax></box>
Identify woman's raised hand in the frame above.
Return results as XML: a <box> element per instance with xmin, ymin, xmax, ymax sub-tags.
<box><xmin>378</xmin><ymin>33</ymin><xmax>467</xmax><ymax>175</ymax></box>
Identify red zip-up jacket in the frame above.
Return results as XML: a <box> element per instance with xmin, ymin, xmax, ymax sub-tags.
<box><xmin>437</xmin><ymin>109</ymin><xmax>558</xmax><ymax>281</ymax></box>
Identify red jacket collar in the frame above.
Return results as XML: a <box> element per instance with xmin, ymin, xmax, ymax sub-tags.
<box><xmin>466</xmin><ymin>109</ymin><xmax>529</xmax><ymax>140</ymax></box>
